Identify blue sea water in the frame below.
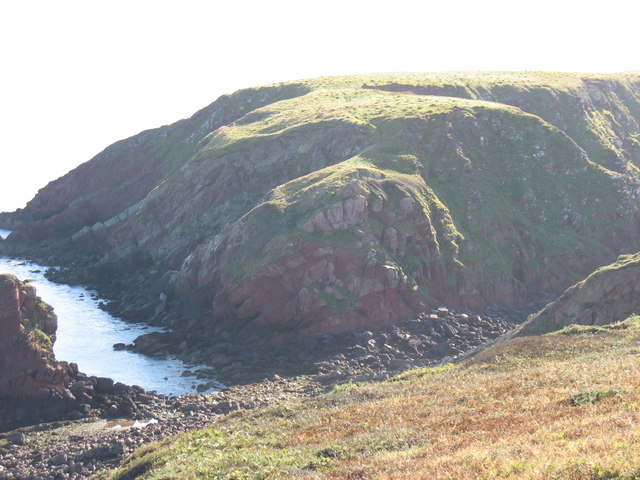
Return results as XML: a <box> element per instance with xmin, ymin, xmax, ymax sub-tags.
<box><xmin>0</xmin><ymin>232</ymin><xmax>219</xmax><ymax>396</ymax></box>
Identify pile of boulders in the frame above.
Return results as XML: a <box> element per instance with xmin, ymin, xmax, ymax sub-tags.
<box><xmin>164</xmin><ymin>303</ymin><xmax>534</xmax><ymax>387</ymax></box>
<box><xmin>307</xmin><ymin>306</ymin><xmax>519</xmax><ymax>384</ymax></box>
<box><xmin>0</xmin><ymin>375</ymin><xmax>321</xmax><ymax>480</ymax></box>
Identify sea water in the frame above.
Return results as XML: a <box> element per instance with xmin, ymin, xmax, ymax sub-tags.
<box><xmin>0</xmin><ymin>231</ymin><xmax>219</xmax><ymax>396</ymax></box>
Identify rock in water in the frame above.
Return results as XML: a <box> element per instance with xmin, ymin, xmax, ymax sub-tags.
<box><xmin>0</xmin><ymin>274</ymin><xmax>75</xmax><ymax>431</ymax></box>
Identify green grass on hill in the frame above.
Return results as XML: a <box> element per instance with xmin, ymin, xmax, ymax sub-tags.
<box><xmin>219</xmin><ymin>86</ymin><xmax>629</xmax><ymax>299</ymax></box>
<box><xmin>204</xmin><ymin>88</ymin><xmax>516</xmax><ymax>148</ymax></box>
<box><xmin>102</xmin><ymin>315</ymin><xmax>640</xmax><ymax>480</ymax></box>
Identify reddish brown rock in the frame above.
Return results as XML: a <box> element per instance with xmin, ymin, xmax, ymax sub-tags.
<box><xmin>0</xmin><ymin>274</ymin><xmax>75</xmax><ymax>431</ymax></box>
<box><xmin>0</xmin><ymin>85</ymin><xmax>311</xmax><ymax>244</ymax></box>
<box><xmin>2</xmin><ymin>74</ymin><xmax>640</xmax><ymax>346</ymax></box>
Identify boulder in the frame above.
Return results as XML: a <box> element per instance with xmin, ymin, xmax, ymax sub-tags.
<box><xmin>133</xmin><ymin>332</ymin><xmax>171</xmax><ymax>355</ymax></box>
<box><xmin>96</xmin><ymin>377</ymin><xmax>115</xmax><ymax>393</ymax></box>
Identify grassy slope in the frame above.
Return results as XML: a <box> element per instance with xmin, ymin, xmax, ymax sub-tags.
<box><xmin>217</xmin><ymin>87</ymin><xmax>629</xmax><ymax>295</ymax></box>
<box><xmin>104</xmin><ymin>316</ymin><xmax>640</xmax><ymax>480</ymax></box>
<box><xmin>589</xmin><ymin>252</ymin><xmax>640</xmax><ymax>274</ymax></box>
<box><xmin>299</xmin><ymin>71</ymin><xmax>640</xmax><ymax>175</ymax></box>
<box><xmin>118</xmin><ymin>71</ymin><xmax>639</xmax><ymax>266</ymax></box>
<box><xmin>218</xmin><ymin>91</ymin><xmax>491</xmax><ymax>282</ymax></box>
<box><xmin>220</xmin><ymin>71</ymin><xmax>639</xmax><ymax>149</ymax></box>
<box><xmin>515</xmin><ymin>252</ymin><xmax>640</xmax><ymax>336</ymax></box>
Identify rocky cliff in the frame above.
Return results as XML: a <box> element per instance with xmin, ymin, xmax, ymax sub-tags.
<box><xmin>0</xmin><ymin>274</ymin><xmax>75</xmax><ymax>429</ymax></box>
<box><xmin>2</xmin><ymin>72</ymin><xmax>640</xmax><ymax>341</ymax></box>
<box><xmin>0</xmin><ymin>275</ymin><xmax>164</xmax><ymax>431</ymax></box>
<box><xmin>515</xmin><ymin>253</ymin><xmax>640</xmax><ymax>336</ymax></box>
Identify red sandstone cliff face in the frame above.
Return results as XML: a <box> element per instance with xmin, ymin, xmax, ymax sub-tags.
<box><xmin>166</xmin><ymin>107</ymin><xmax>640</xmax><ymax>338</ymax></box>
<box><xmin>0</xmin><ymin>274</ymin><xmax>75</xmax><ymax>429</ymax></box>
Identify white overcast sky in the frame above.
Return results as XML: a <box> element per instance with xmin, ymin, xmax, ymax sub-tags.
<box><xmin>0</xmin><ymin>0</ymin><xmax>638</xmax><ymax>212</ymax></box>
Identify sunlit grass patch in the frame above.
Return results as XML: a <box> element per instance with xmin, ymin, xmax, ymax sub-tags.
<box><xmin>389</xmin><ymin>363</ymin><xmax>457</xmax><ymax>382</ymax></box>
<box><xmin>105</xmin><ymin>313</ymin><xmax>640</xmax><ymax>479</ymax></box>
<box><xmin>331</xmin><ymin>381</ymin><xmax>366</xmax><ymax>394</ymax></box>
<box><xmin>556</xmin><ymin>316</ymin><xmax>640</xmax><ymax>336</ymax></box>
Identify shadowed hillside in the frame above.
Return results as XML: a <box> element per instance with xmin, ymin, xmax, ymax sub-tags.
<box><xmin>515</xmin><ymin>252</ymin><xmax>640</xmax><ymax>336</ymax></box>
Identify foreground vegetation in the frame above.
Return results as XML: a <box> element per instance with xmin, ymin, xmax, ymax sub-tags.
<box><xmin>103</xmin><ymin>316</ymin><xmax>640</xmax><ymax>479</ymax></box>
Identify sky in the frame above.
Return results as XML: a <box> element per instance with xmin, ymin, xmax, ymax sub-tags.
<box><xmin>0</xmin><ymin>0</ymin><xmax>638</xmax><ymax>213</ymax></box>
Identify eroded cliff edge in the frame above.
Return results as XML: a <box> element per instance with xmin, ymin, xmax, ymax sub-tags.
<box><xmin>0</xmin><ymin>274</ymin><xmax>76</xmax><ymax>429</ymax></box>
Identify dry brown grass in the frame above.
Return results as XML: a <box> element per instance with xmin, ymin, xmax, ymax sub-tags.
<box><xmin>105</xmin><ymin>318</ymin><xmax>640</xmax><ymax>480</ymax></box>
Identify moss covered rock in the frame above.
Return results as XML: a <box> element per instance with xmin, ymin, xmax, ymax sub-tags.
<box><xmin>0</xmin><ymin>274</ymin><xmax>76</xmax><ymax>430</ymax></box>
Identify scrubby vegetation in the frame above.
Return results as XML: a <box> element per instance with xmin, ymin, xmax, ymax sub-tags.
<box><xmin>103</xmin><ymin>316</ymin><xmax>640</xmax><ymax>479</ymax></box>
<box><xmin>19</xmin><ymin>299</ymin><xmax>56</xmax><ymax>356</ymax></box>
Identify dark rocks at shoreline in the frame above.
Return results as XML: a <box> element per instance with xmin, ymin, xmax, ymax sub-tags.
<box><xmin>0</xmin><ymin>358</ymin><xmax>169</xmax><ymax>434</ymax></box>
<box><xmin>0</xmin><ymin>376</ymin><xmax>320</xmax><ymax>480</ymax></box>
<box><xmin>27</xmin><ymin>258</ymin><xmax>547</xmax><ymax>383</ymax></box>
<box><xmin>154</xmin><ymin>299</ymin><xmax>547</xmax><ymax>388</ymax></box>
<box><xmin>0</xmin><ymin>274</ymin><xmax>168</xmax><ymax>434</ymax></box>
<box><xmin>39</xmin><ymin>255</ymin><xmax>549</xmax><ymax>378</ymax></box>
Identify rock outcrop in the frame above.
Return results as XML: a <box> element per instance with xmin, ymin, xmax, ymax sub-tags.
<box><xmin>0</xmin><ymin>274</ymin><xmax>76</xmax><ymax>430</ymax></box>
<box><xmin>515</xmin><ymin>253</ymin><xmax>640</xmax><ymax>336</ymax></box>
<box><xmin>0</xmin><ymin>274</ymin><xmax>166</xmax><ymax>431</ymax></box>
<box><xmin>1</xmin><ymin>72</ymin><xmax>640</xmax><ymax>342</ymax></box>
